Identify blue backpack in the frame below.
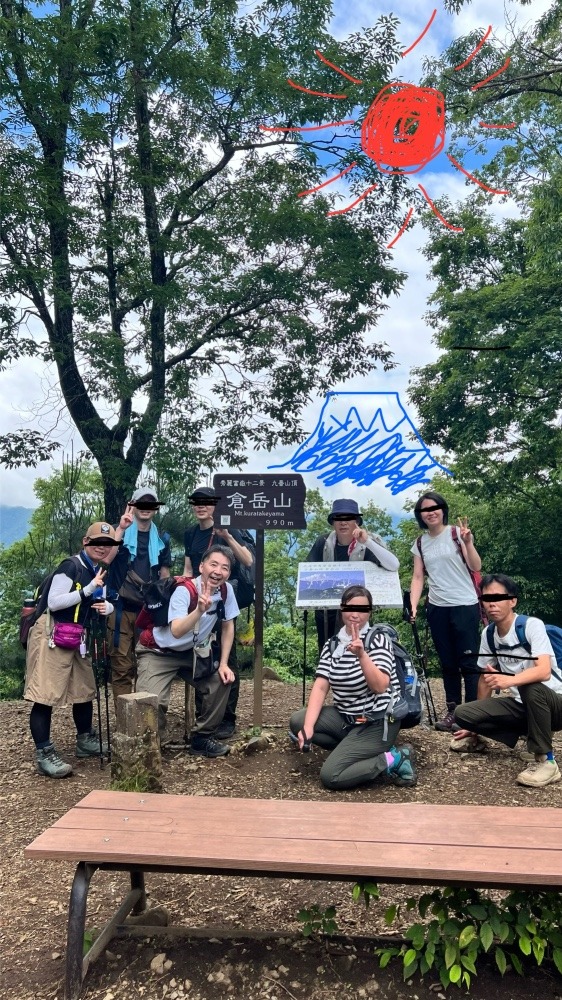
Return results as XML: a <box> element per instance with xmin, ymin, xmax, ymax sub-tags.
<box><xmin>486</xmin><ymin>615</ymin><xmax>562</xmax><ymax>683</ymax></box>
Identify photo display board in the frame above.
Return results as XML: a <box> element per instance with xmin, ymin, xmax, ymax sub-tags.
<box><xmin>296</xmin><ymin>561</ymin><xmax>403</xmax><ymax>609</ymax></box>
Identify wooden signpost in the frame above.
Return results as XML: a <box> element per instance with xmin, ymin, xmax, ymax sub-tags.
<box><xmin>213</xmin><ymin>474</ymin><xmax>306</xmax><ymax>726</ymax></box>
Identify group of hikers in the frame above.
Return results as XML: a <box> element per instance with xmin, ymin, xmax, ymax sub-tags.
<box><xmin>24</xmin><ymin>487</ymin><xmax>562</xmax><ymax>793</ymax></box>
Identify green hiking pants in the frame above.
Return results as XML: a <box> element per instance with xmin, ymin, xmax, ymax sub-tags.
<box><xmin>454</xmin><ymin>682</ymin><xmax>562</xmax><ymax>756</ymax></box>
<box><xmin>290</xmin><ymin>705</ymin><xmax>400</xmax><ymax>790</ymax></box>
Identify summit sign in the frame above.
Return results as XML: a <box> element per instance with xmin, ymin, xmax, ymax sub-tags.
<box><xmin>212</xmin><ymin>474</ymin><xmax>306</xmax><ymax>530</ymax></box>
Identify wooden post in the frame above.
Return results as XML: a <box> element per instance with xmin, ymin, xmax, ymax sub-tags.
<box><xmin>253</xmin><ymin>527</ymin><xmax>264</xmax><ymax>728</ymax></box>
<box><xmin>112</xmin><ymin>692</ymin><xmax>163</xmax><ymax>793</ymax></box>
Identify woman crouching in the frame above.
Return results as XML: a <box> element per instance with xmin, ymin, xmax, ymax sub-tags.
<box><xmin>289</xmin><ymin>585</ymin><xmax>416</xmax><ymax>790</ymax></box>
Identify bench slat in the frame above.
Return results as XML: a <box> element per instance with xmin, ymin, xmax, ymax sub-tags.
<box><xmin>24</xmin><ymin>825</ymin><xmax>562</xmax><ymax>886</ymax></box>
<box><xmin>70</xmin><ymin>790</ymin><xmax>562</xmax><ymax>830</ymax></box>
<box><xmin>46</xmin><ymin>805</ymin><xmax>562</xmax><ymax>852</ymax></box>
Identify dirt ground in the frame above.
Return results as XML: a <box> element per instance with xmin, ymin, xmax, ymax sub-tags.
<box><xmin>2</xmin><ymin>677</ymin><xmax>562</xmax><ymax>1000</ymax></box>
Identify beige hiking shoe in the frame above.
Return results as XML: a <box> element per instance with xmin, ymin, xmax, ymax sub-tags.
<box><xmin>516</xmin><ymin>756</ymin><xmax>561</xmax><ymax>787</ymax></box>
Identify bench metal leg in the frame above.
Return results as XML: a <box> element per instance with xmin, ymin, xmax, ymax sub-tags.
<box><xmin>130</xmin><ymin>869</ymin><xmax>146</xmax><ymax>914</ymax></box>
<box><xmin>65</xmin><ymin>864</ymin><xmax>146</xmax><ymax>1000</ymax></box>
<box><xmin>66</xmin><ymin>862</ymin><xmax>96</xmax><ymax>1000</ymax></box>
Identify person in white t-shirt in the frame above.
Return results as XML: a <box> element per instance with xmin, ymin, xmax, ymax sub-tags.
<box><xmin>136</xmin><ymin>546</ymin><xmax>239</xmax><ymax>758</ymax></box>
<box><xmin>452</xmin><ymin>574</ymin><xmax>562</xmax><ymax>788</ymax></box>
<box><xmin>409</xmin><ymin>491</ymin><xmax>482</xmax><ymax>733</ymax></box>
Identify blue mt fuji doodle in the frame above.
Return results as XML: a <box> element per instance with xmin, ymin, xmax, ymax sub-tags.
<box><xmin>270</xmin><ymin>391</ymin><xmax>451</xmax><ymax>495</ymax></box>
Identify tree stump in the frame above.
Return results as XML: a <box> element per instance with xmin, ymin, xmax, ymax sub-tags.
<box><xmin>111</xmin><ymin>692</ymin><xmax>163</xmax><ymax>793</ymax></box>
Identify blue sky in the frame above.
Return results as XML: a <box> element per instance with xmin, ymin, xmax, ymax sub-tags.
<box><xmin>0</xmin><ymin>0</ymin><xmax>551</xmax><ymax>515</ymax></box>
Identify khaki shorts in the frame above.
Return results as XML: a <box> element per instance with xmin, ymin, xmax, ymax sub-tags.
<box><xmin>24</xmin><ymin>615</ymin><xmax>96</xmax><ymax>707</ymax></box>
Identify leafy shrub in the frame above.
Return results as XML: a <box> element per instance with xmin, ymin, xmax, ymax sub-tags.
<box><xmin>375</xmin><ymin>886</ymin><xmax>562</xmax><ymax>989</ymax></box>
<box><xmin>263</xmin><ymin>623</ymin><xmax>307</xmax><ymax>683</ymax></box>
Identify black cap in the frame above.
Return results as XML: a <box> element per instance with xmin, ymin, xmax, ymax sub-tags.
<box><xmin>188</xmin><ymin>486</ymin><xmax>221</xmax><ymax>503</ymax></box>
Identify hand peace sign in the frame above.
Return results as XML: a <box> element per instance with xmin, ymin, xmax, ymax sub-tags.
<box><xmin>346</xmin><ymin>622</ymin><xmax>364</xmax><ymax>658</ymax></box>
<box><xmin>197</xmin><ymin>579</ymin><xmax>212</xmax><ymax>615</ymax></box>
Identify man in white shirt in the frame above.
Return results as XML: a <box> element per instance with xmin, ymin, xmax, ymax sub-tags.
<box><xmin>452</xmin><ymin>574</ymin><xmax>562</xmax><ymax>787</ymax></box>
<box><xmin>136</xmin><ymin>546</ymin><xmax>239</xmax><ymax>757</ymax></box>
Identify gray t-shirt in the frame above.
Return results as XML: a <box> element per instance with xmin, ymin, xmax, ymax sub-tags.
<box><xmin>479</xmin><ymin>616</ymin><xmax>561</xmax><ymax>704</ymax></box>
<box><xmin>411</xmin><ymin>528</ymin><xmax>477</xmax><ymax>607</ymax></box>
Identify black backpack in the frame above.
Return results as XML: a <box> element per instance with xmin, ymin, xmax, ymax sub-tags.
<box><xmin>19</xmin><ymin>555</ymin><xmax>83</xmax><ymax>648</ymax></box>
<box><xmin>231</xmin><ymin>529</ymin><xmax>256</xmax><ymax>609</ymax></box>
<box><xmin>328</xmin><ymin>623</ymin><xmax>422</xmax><ymax>730</ymax></box>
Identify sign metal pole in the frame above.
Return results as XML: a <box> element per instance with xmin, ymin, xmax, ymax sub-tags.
<box><xmin>253</xmin><ymin>528</ymin><xmax>264</xmax><ymax>728</ymax></box>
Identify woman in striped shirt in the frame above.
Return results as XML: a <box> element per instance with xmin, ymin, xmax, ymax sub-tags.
<box><xmin>289</xmin><ymin>586</ymin><xmax>417</xmax><ymax>790</ymax></box>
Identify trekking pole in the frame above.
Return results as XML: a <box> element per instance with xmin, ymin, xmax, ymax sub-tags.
<box><xmin>421</xmin><ymin>617</ymin><xmax>438</xmax><ymax>725</ymax></box>
<box><xmin>91</xmin><ymin>623</ymin><xmax>104</xmax><ymax>769</ymax></box>
<box><xmin>101</xmin><ymin>627</ymin><xmax>112</xmax><ymax>760</ymax></box>
<box><xmin>302</xmin><ymin>609</ymin><xmax>308</xmax><ymax>707</ymax></box>
<box><xmin>403</xmin><ymin>591</ymin><xmax>437</xmax><ymax>726</ymax></box>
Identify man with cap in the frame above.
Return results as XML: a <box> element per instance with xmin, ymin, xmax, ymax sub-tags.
<box><xmin>183</xmin><ymin>486</ymin><xmax>254</xmax><ymax>738</ymax></box>
<box><xmin>106</xmin><ymin>488</ymin><xmax>172</xmax><ymax>702</ymax></box>
<box><xmin>24</xmin><ymin>522</ymin><xmax>121</xmax><ymax>778</ymax></box>
<box><xmin>307</xmin><ymin>499</ymin><xmax>400</xmax><ymax>650</ymax></box>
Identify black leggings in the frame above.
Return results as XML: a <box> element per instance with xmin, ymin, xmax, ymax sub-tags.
<box><xmin>426</xmin><ymin>603</ymin><xmax>481</xmax><ymax>706</ymax></box>
<box><xmin>29</xmin><ymin>702</ymin><xmax>93</xmax><ymax>748</ymax></box>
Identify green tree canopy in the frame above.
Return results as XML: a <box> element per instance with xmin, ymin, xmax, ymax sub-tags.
<box><xmin>0</xmin><ymin>0</ymin><xmax>414</xmax><ymax>519</ymax></box>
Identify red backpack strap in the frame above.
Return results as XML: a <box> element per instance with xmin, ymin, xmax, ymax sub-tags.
<box><xmin>175</xmin><ymin>576</ymin><xmax>199</xmax><ymax>612</ymax></box>
<box><xmin>415</xmin><ymin>535</ymin><xmax>426</xmax><ymax>574</ymax></box>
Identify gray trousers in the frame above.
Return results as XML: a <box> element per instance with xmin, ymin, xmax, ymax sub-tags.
<box><xmin>136</xmin><ymin>645</ymin><xmax>230</xmax><ymax>739</ymax></box>
<box><xmin>454</xmin><ymin>682</ymin><xmax>562</xmax><ymax>755</ymax></box>
<box><xmin>290</xmin><ymin>705</ymin><xmax>399</xmax><ymax>790</ymax></box>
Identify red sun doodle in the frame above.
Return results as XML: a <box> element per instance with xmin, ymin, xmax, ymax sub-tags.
<box><xmin>259</xmin><ymin>10</ymin><xmax>516</xmax><ymax>248</ymax></box>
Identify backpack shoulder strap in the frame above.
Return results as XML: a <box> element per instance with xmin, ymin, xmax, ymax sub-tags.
<box><xmin>485</xmin><ymin>622</ymin><xmax>497</xmax><ymax>656</ymax></box>
<box><xmin>363</xmin><ymin>626</ymin><xmax>380</xmax><ymax>650</ymax></box>
<box><xmin>514</xmin><ymin>614</ymin><xmax>531</xmax><ymax>653</ymax></box>
<box><xmin>184</xmin><ymin>525</ymin><xmax>197</xmax><ymax>553</ymax></box>
<box><xmin>175</xmin><ymin>577</ymin><xmax>198</xmax><ymax>613</ymax></box>
<box><xmin>327</xmin><ymin>635</ymin><xmax>338</xmax><ymax>656</ymax></box>
<box><xmin>450</xmin><ymin>524</ymin><xmax>467</xmax><ymax>564</ymax></box>
<box><xmin>220</xmin><ymin>582</ymin><xmax>227</xmax><ymax>601</ymax></box>
<box><xmin>415</xmin><ymin>535</ymin><xmax>426</xmax><ymax>573</ymax></box>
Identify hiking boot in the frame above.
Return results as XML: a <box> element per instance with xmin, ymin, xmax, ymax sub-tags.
<box><xmin>387</xmin><ymin>744</ymin><xmax>417</xmax><ymax>787</ymax></box>
<box><xmin>76</xmin><ymin>730</ymin><xmax>109</xmax><ymax>758</ymax></box>
<box><xmin>215</xmin><ymin>722</ymin><xmax>236</xmax><ymax>741</ymax></box>
<box><xmin>36</xmin><ymin>743</ymin><xmax>73</xmax><ymax>778</ymax></box>
<box><xmin>516</xmin><ymin>757</ymin><xmax>561</xmax><ymax>788</ymax></box>
<box><xmin>435</xmin><ymin>704</ymin><xmax>457</xmax><ymax>732</ymax></box>
<box><xmin>190</xmin><ymin>735</ymin><xmax>231</xmax><ymax>758</ymax></box>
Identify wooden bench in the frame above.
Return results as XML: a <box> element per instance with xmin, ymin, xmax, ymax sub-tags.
<box><xmin>25</xmin><ymin>790</ymin><xmax>562</xmax><ymax>999</ymax></box>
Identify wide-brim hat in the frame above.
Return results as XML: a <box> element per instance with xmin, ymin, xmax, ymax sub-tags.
<box><xmin>84</xmin><ymin>522</ymin><xmax>121</xmax><ymax>546</ymax></box>
<box><xmin>327</xmin><ymin>499</ymin><xmax>363</xmax><ymax>526</ymax></box>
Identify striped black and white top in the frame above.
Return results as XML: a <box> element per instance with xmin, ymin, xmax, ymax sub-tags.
<box><xmin>316</xmin><ymin>624</ymin><xmax>400</xmax><ymax>719</ymax></box>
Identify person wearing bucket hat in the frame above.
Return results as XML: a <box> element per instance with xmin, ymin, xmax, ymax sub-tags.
<box><xmin>24</xmin><ymin>524</ymin><xmax>119</xmax><ymax>778</ymax></box>
<box><xmin>307</xmin><ymin>499</ymin><xmax>400</xmax><ymax>650</ymax></box>
<box><xmin>106</xmin><ymin>488</ymin><xmax>172</xmax><ymax>703</ymax></box>
<box><xmin>183</xmin><ymin>485</ymin><xmax>254</xmax><ymax>740</ymax></box>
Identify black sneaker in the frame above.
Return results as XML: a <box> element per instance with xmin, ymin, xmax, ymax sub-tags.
<box><xmin>189</xmin><ymin>736</ymin><xmax>231</xmax><ymax>758</ymax></box>
<box><xmin>215</xmin><ymin>723</ymin><xmax>236</xmax><ymax>741</ymax></box>
<box><xmin>435</xmin><ymin>705</ymin><xmax>456</xmax><ymax>732</ymax></box>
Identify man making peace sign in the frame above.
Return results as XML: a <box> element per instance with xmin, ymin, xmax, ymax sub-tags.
<box><xmin>136</xmin><ymin>546</ymin><xmax>239</xmax><ymax>758</ymax></box>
